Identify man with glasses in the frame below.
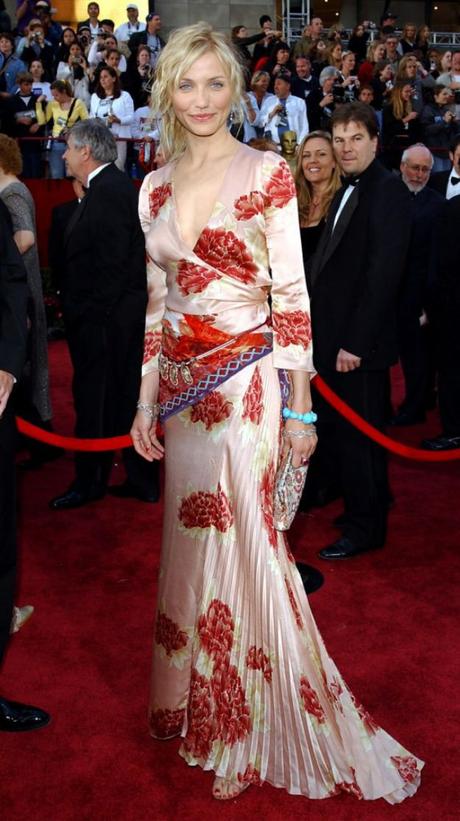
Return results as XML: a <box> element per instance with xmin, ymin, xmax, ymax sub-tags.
<box><xmin>391</xmin><ymin>144</ymin><xmax>446</xmax><ymax>426</ymax></box>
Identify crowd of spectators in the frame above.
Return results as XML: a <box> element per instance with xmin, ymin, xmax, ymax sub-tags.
<box><xmin>0</xmin><ymin>4</ymin><xmax>459</xmax><ymax>177</ymax></box>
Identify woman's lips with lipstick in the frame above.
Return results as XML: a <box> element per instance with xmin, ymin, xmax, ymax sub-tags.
<box><xmin>191</xmin><ymin>113</ymin><xmax>214</xmax><ymax>121</ymax></box>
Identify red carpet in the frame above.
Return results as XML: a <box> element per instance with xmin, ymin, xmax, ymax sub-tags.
<box><xmin>1</xmin><ymin>341</ymin><xmax>459</xmax><ymax>820</ymax></box>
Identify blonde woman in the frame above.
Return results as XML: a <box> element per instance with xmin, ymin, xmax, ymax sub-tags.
<box><xmin>358</xmin><ymin>40</ymin><xmax>386</xmax><ymax>85</ymax></box>
<box><xmin>131</xmin><ymin>21</ymin><xmax>423</xmax><ymax>805</ymax></box>
<box><xmin>382</xmin><ymin>81</ymin><xmax>419</xmax><ymax>167</ymax></box>
<box><xmin>327</xmin><ymin>41</ymin><xmax>342</xmax><ymax>70</ymax></box>
<box><xmin>36</xmin><ymin>79</ymin><xmax>88</xmax><ymax>178</ymax></box>
<box><xmin>295</xmin><ymin>131</ymin><xmax>340</xmax><ymax>292</ymax></box>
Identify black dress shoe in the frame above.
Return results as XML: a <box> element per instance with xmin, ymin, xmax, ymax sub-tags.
<box><xmin>0</xmin><ymin>697</ymin><xmax>50</xmax><ymax>732</ymax></box>
<box><xmin>108</xmin><ymin>482</ymin><xmax>160</xmax><ymax>503</ymax></box>
<box><xmin>389</xmin><ymin>410</ymin><xmax>425</xmax><ymax>426</ymax></box>
<box><xmin>49</xmin><ymin>488</ymin><xmax>105</xmax><ymax>510</ymax></box>
<box><xmin>318</xmin><ymin>537</ymin><xmax>378</xmax><ymax>561</ymax></box>
<box><xmin>421</xmin><ymin>434</ymin><xmax>460</xmax><ymax>451</ymax></box>
<box><xmin>17</xmin><ymin>448</ymin><xmax>65</xmax><ymax>470</ymax></box>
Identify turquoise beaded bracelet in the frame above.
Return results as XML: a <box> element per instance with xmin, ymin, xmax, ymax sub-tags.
<box><xmin>282</xmin><ymin>408</ymin><xmax>318</xmax><ymax>424</ymax></box>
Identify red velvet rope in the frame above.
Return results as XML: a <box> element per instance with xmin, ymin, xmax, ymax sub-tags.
<box><xmin>15</xmin><ymin>374</ymin><xmax>460</xmax><ymax>461</ymax></box>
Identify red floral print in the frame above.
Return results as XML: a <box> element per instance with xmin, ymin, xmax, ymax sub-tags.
<box><xmin>263</xmin><ymin>160</ymin><xmax>296</xmax><ymax>209</ymax></box>
<box><xmin>337</xmin><ymin>769</ymin><xmax>364</xmax><ymax>800</ymax></box>
<box><xmin>211</xmin><ymin>654</ymin><xmax>252</xmax><ymax>745</ymax></box>
<box><xmin>233</xmin><ymin>191</ymin><xmax>266</xmax><ymax>220</ymax></box>
<box><xmin>190</xmin><ymin>391</ymin><xmax>233</xmax><ymax>430</ymax></box>
<box><xmin>237</xmin><ymin>763</ymin><xmax>263</xmax><ymax>786</ymax></box>
<box><xmin>284</xmin><ymin>576</ymin><xmax>303</xmax><ymax>630</ymax></box>
<box><xmin>273</xmin><ymin>309</ymin><xmax>312</xmax><ymax>350</ymax></box>
<box><xmin>326</xmin><ymin>675</ymin><xmax>344</xmax><ymax>714</ymax></box>
<box><xmin>177</xmin><ymin>260</ymin><xmax>220</xmax><ymax>296</ymax></box>
<box><xmin>260</xmin><ymin>460</ymin><xmax>278</xmax><ymax>549</ymax></box>
<box><xmin>149</xmin><ymin>707</ymin><xmax>185</xmax><ymax>739</ymax></box>
<box><xmin>194</xmin><ymin>228</ymin><xmax>258</xmax><ymax>284</ymax></box>
<box><xmin>246</xmin><ymin>645</ymin><xmax>273</xmax><ymax>683</ymax></box>
<box><xmin>299</xmin><ymin>675</ymin><xmax>326</xmax><ymax>722</ymax></box>
<box><xmin>149</xmin><ymin>182</ymin><xmax>172</xmax><ymax>219</ymax></box>
<box><xmin>242</xmin><ymin>366</ymin><xmax>263</xmax><ymax>424</ymax></box>
<box><xmin>198</xmin><ymin>599</ymin><xmax>234</xmax><ymax>662</ymax></box>
<box><xmin>391</xmin><ymin>756</ymin><xmax>420</xmax><ymax>784</ymax></box>
<box><xmin>143</xmin><ymin>329</ymin><xmax>162</xmax><ymax>365</ymax></box>
<box><xmin>351</xmin><ymin>692</ymin><xmax>379</xmax><ymax>735</ymax></box>
<box><xmin>183</xmin><ymin>668</ymin><xmax>215</xmax><ymax>760</ymax></box>
<box><xmin>155</xmin><ymin>612</ymin><xmax>188</xmax><ymax>657</ymax></box>
<box><xmin>179</xmin><ymin>484</ymin><xmax>233</xmax><ymax>532</ymax></box>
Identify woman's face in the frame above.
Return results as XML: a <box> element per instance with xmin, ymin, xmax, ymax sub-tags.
<box><xmin>63</xmin><ymin>29</ymin><xmax>75</xmax><ymax>46</ymax></box>
<box><xmin>30</xmin><ymin>60</ymin><xmax>44</xmax><ymax>79</ymax></box>
<box><xmin>435</xmin><ymin>88</ymin><xmax>451</xmax><ymax>106</ymax></box>
<box><xmin>253</xmin><ymin>74</ymin><xmax>269</xmax><ymax>93</ymax></box>
<box><xmin>0</xmin><ymin>37</ymin><xmax>13</xmax><ymax>56</ymax></box>
<box><xmin>355</xmin><ymin>25</ymin><xmax>364</xmax><ymax>37</ymax></box>
<box><xmin>69</xmin><ymin>44</ymin><xmax>82</xmax><ymax>59</ymax></box>
<box><xmin>332</xmin><ymin>44</ymin><xmax>342</xmax><ymax>62</ymax></box>
<box><xmin>342</xmin><ymin>53</ymin><xmax>355</xmax><ymax>72</ymax></box>
<box><xmin>374</xmin><ymin>44</ymin><xmax>385</xmax><ymax>61</ymax></box>
<box><xmin>441</xmin><ymin>51</ymin><xmax>452</xmax><ymax>71</ymax></box>
<box><xmin>401</xmin><ymin>84</ymin><xmax>413</xmax><ymax>102</ymax></box>
<box><xmin>171</xmin><ymin>51</ymin><xmax>233</xmax><ymax>140</ymax></box>
<box><xmin>138</xmin><ymin>48</ymin><xmax>150</xmax><ymax>66</ymax></box>
<box><xmin>277</xmin><ymin>48</ymin><xmax>290</xmax><ymax>64</ymax></box>
<box><xmin>301</xmin><ymin>137</ymin><xmax>335</xmax><ymax>184</ymax></box>
<box><xmin>106</xmin><ymin>52</ymin><xmax>120</xmax><ymax>69</ymax></box>
<box><xmin>105</xmin><ymin>37</ymin><xmax>116</xmax><ymax>50</ymax></box>
<box><xmin>380</xmin><ymin>64</ymin><xmax>392</xmax><ymax>81</ymax></box>
<box><xmin>100</xmin><ymin>69</ymin><xmax>115</xmax><ymax>94</ymax></box>
<box><xmin>52</xmin><ymin>88</ymin><xmax>67</xmax><ymax>103</ymax></box>
<box><xmin>405</xmin><ymin>25</ymin><xmax>416</xmax><ymax>41</ymax></box>
<box><xmin>404</xmin><ymin>58</ymin><xmax>417</xmax><ymax>78</ymax></box>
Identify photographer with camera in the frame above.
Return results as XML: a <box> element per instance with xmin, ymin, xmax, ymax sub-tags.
<box><xmin>306</xmin><ymin>66</ymin><xmax>343</xmax><ymax>131</ymax></box>
<box><xmin>36</xmin><ymin>80</ymin><xmax>88</xmax><ymax>178</ymax></box>
<box><xmin>87</xmin><ymin>31</ymin><xmax>127</xmax><ymax>76</ymax></box>
<box><xmin>56</xmin><ymin>41</ymin><xmax>90</xmax><ymax>107</ymax></box>
<box><xmin>18</xmin><ymin>18</ymin><xmax>54</xmax><ymax>80</ymax></box>
<box><xmin>124</xmin><ymin>44</ymin><xmax>154</xmax><ymax>109</ymax></box>
<box><xmin>77</xmin><ymin>2</ymin><xmax>101</xmax><ymax>42</ymax></box>
<box><xmin>421</xmin><ymin>85</ymin><xmax>459</xmax><ymax>173</ymax></box>
<box><xmin>260</xmin><ymin>71</ymin><xmax>309</xmax><ymax>144</ymax></box>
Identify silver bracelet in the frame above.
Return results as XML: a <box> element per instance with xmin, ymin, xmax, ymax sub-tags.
<box><xmin>283</xmin><ymin>428</ymin><xmax>316</xmax><ymax>439</ymax></box>
<box><xmin>136</xmin><ymin>401</ymin><xmax>160</xmax><ymax>420</ymax></box>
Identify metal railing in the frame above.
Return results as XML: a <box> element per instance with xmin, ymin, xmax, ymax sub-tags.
<box><xmin>284</xmin><ymin>16</ymin><xmax>460</xmax><ymax>49</ymax></box>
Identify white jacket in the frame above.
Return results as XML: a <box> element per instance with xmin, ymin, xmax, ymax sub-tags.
<box><xmin>259</xmin><ymin>93</ymin><xmax>309</xmax><ymax>144</ymax></box>
<box><xmin>90</xmin><ymin>90</ymin><xmax>134</xmax><ymax>138</ymax></box>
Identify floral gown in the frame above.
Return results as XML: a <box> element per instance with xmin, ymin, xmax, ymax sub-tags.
<box><xmin>138</xmin><ymin>143</ymin><xmax>423</xmax><ymax>803</ymax></box>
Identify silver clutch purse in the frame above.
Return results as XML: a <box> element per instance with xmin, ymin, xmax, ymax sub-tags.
<box><xmin>273</xmin><ymin>449</ymin><xmax>308</xmax><ymax>531</ymax></box>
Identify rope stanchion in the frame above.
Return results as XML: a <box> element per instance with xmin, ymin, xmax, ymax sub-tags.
<box><xmin>313</xmin><ymin>375</ymin><xmax>460</xmax><ymax>463</ymax></box>
<box><xmin>14</xmin><ymin>376</ymin><xmax>460</xmax><ymax>461</ymax></box>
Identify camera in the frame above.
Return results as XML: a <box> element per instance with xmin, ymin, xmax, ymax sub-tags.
<box><xmin>332</xmin><ymin>83</ymin><xmax>345</xmax><ymax>104</ymax></box>
<box><xmin>33</xmin><ymin>31</ymin><xmax>42</xmax><ymax>41</ymax></box>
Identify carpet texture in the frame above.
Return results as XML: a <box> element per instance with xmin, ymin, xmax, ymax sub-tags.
<box><xmin>1</xmin><ymin>341</ymin><xmax>458</xmax><ymax>820</ymax></box>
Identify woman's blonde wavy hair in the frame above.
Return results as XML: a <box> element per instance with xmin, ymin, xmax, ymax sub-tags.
<box><xmin>295</xmin><ymin>131</ymin><xmax>341</xmax><ymax>225</ymax></box>
<box><xmin>151</xmin><ymin>22</ymin><xmax>245</xmax><ymax>161</ymax></box>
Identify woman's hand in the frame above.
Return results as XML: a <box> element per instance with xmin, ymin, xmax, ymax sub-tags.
<box><xmin>130</xmin><ymin>410</ymin><xmax>164</xmax><ymax>462</ymax></box>
<box><xmin>108</xmin><ymin>113</ymin><xmax>121</xmax><ymax>125</ymax></box>
<box><xmin>282</xmin><ymin>418</ymin><xmax>317</xmax><ymax>468</ymax></box>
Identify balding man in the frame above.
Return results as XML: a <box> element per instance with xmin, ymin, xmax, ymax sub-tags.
<box><xmin>391</xmin><ymin>144</ymin><xmax>446</xmax><ymax>426</ymax></box>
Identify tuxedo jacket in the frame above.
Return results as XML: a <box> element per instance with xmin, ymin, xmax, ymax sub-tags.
<box><xmin>399</xmin><ymin>186</ymin><xmax>446</xmax><ymax>317</ymax></box>
<box><xmin>61</xmin><ymin>163</ymin><xmax>147</xmax><ymax>327</ymax></box>
<box><xmin>427</xmin><ymin>170</ymin><xmax>450</xmax><ymax>198</ymax></box>
<box><xmin>48</xmin><ymin>197</ymin><xmax>79</xmax><ymax>291</ymax></box>
<box><xmin>0</xmin><ymin>201</ymin><xmax>28</xmax><ymax>381</ymax></box>
<box><xmin>309</xmin><ymin>159</ymin><xmax>412</xmax><ymax>371</ymax></box>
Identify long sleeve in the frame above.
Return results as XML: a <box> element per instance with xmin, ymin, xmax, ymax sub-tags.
<box><xmin>114</xmin><ymin>92</ymin><xmax>134</xmax><ymax>127</ymax></box>
<box><xmin>0</xmin><ymin>202</ymin><xmax>28</xmax><ymax>380</ymax></box>
<box><xmin>139</xmin><ymin>173</ymin><xmax>168</xmax><ymax>376</ymax></box>
<box><xmin>261</xmin><ymin>152</ymin><xmax>314</xmax><ymax>373</ymax></box>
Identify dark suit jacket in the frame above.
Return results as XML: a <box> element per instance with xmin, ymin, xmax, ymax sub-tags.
<box><xmin>61</xmin><ymin>163</ymin><xmax>147</xmax><ymax>326</ymax></box>
<box><xmin>128</xmin><ymin>30</ymin><xmax>165</xmax><ymax>55</ymax></box>
<box><xmin>48</xmin><ymin>197</ymin><xmax>79</xmax><ymax>291</ymax></box>
<box><xmin>309</xmin><ymin>159</ymin><xmax>412</xmax><ymax>371</ymax></box>
<box><xmin>0</xmin><ymin>200</ymin><xmax>28</xmax><ymax>381</ymax></box>
<box><xmin>427</xmin><ymin>170</ymin><xmax>450</xmax><ymax>198</ymax></box>
<box><xmin>399</xmin><ymin>186</ymin><xmax>446</xmax><ymax>317</ymax></box>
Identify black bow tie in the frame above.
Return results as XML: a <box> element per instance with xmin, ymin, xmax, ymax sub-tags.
<box><xmin>341</xmin><ymin>174</ymin><xmax>359</xmax><ymax>187</ymax></box>
<box><xmin>451</xmin><ymin>175</ymin><xmax>460</xmax><ymax>186</ymax></box>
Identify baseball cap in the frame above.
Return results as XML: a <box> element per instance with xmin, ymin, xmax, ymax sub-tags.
<box><xmin>35</xmin><ymin>1</ymin><xmax>51</xmax><ymax>9</ymax></box>
<box><xmin>146</xmin><ymin>12</ymin><xmax>159</xmax><ymax>21</ymax></box>
<box><xmin>127</xmin><ymin>3</ymin><xmax>138</xmax><ymax>9</ymax></box>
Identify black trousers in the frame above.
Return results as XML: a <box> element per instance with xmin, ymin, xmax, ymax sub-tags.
<box><xmin>0</xmin><ymin>406</ymin><xmax>17</xmax><ymax>666</ymax></box>
<box><xmin>437</xmin><ymin>312</ymin><xmax>460</xmax><ymax>436</ymax></box>
<box><xmin>306</xmin><ymin>369</ymin><xmax>390</xmax><ymax>548</ymax></box>
<box><xmin>66</xmin><ymin>317</ymin><xmax>158</xmax><ymax>495</ymax></box>
<box><xmin>398</xmin><ymin>314</ymin><xmax>435</xmax><ymax>416</ymax></box>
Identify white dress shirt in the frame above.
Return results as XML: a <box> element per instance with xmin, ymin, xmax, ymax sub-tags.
<box><xmin>90</xmin><ymin>91</ymin><xmax>134</xmax><ymax>138</ymax></box>
<box><xmin>446</xmin><ymin>170</ymin><xmax>460</xmax><ymax>200</ymax></box>
<box><xmin>332</xmin><ymin>184</ymin><xmax>355</xmax><ymax>231</ymax></box>
<box><xmin>87</xmin><ymin>163</ymin><xmax>110</xmax><ymax>186</ymax></box>
<box><xmin>115</xmin><ymin>21</ymin><xmax>146</xmax><ymax>43</ymax></box>
<box><xmin>259</xmin><ymin>93</ymin><xmax>309</xmax><ymax>144</ymax></box>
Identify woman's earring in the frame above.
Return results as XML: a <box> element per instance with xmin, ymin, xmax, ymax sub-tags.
<box><xmin>228</xmin><ymin>109</ymin><xmax>235</xmax><ymax>124</ymax></box>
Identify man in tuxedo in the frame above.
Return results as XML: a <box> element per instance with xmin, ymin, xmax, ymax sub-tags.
<box><xmin>291</xmin><ymin>56</ymin><xmax>319</xmax><ymax>105</ymax></box>
<box><xmin>0</xmin><ymin>200</ymin><xmax>50</xmax><ymax>731</ymax></box>
<box><xmin>422</xmin><ymin>195</ymin><xmax>460</xmax><ymax>451</ymax></box>
<box><xmin>309</xmin><ymin>102</ymin><xmax>412</xmax><ymax>559</ymax></box>
<box><xmin>260</xmin><ymin>73</ymin><xmax>309</xmax><ymax>145</ymax></box>
<box><xmin>427</xmin><ymin>135</ymin><xmax>460</xmax><ymax>200</ymax></box>
<box><xmin>391</xmin><ymin>144</ymin><xmax>446</xmax><ymax>426</ymax></box>
<box><xmin>49</xmin><ymin>119</ymin><xmax>157</xmax><ymax>510</ymax></box>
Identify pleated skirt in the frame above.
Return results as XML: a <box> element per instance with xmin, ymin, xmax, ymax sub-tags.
<box><xmin>149</xmin><ymin>354</ymin><xmax>424</xmax><ymax>803</ymax></box>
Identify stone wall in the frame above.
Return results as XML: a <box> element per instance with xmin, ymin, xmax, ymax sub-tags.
<box><xmin>155</xmin><ymin>0</ymin><xmax>277</xmax><ymax>36</ymax></box>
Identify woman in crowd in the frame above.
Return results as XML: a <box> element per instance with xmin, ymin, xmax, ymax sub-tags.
<box><xmin>0</xmin><ymin>134</ymin><xmax>53</xmax><ymax>466</ymax></box>
<box><xmin>30</xmin><ymin>57</ymin><xmax>52</xmax><ymax>99</ymax></box>
<box><xmin>339</xmin><ymin>50</ymin><xmax>360</xmax><ymax>101</ymax></box>
<box><xmin>395</xmin><ymin>53</ymin><xmax>434</xmax><ymax>113</ymax></box>
<box><xmin>131</xmin><ymin>20</ymin><xmax>423</xmax><ymax>805</ymax></box>
<box><xmin>55</xmin><ymin>40</ymin><xmax>90</xmax><ymax>106</ymax></box>
<box><xmin>327</xmin><ymin>41</ymin><xmax>343</xmax><ymax>71</ymax></box>
<box><xmin>415</xmin><ymin>25</ymin><xmax>431</xmax><ymax>64</ymax></box>
<box><xmin>420</xmin><ymin>84</ymin><xmax>458</xmax><ymax>172</ymax></box>
<box><xmin>90</xmin><ymin>66</ymin><xmax>134</xmax><ymax>171</ymax></box>
<box><xmin>265</xmin><ymin>42</ymin><xmax>294</xmax><ymax>89</ymax></box>
<box><xmin>124</xmin><ymin>44</ymin><xmax>155</xmax><ymax>109</ymax></box>
<box><xmin>439</xmin><ymin>50</ymin><xmax>452</xmax><ymax>75</ymax></box>
<box><xmin>309</xmin><ymin>38</ymin><xmax>328</xmax><ymax>77</ymax></box>
<box><xmin>382</xmin><ymin>81</ymin><xmax>419</xmax><ymax>169</ymax></box>
<box><xmin>247</xmin><ymin>70</ymin><xmax>274</xmax><ymax>136</ymax></box>
<box><xmin>52</xmin><ymin>26</ymin><xmax>77</xmax><ymax>71</ymax></box>
<box><xmin>399</xmin><ymin>23</ymin><xmax>417</xmax><ymax>56</ymax></box>
<box><xmin>371</xmin><ymin>60</ymin><xmax>394</xmax><ymax>111</ymax></box>
<box><xmin>36</xmin><ymin>79</ymin><xmax>88</xmax><ymax>178</ymax></box>
<box><xmin>295</xmin><ymin>130</ymin><xmax>340</xmax><ymax>292</ymax></box>
<box><xmin>358</xmin><ymin>40</ymin><xmax>386</xmax><ymax>86</ymax></box>
<box><xmin>347</xmin><ymin>22</ymin><xmax>369</xmax><ymax>64</ymax></box>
